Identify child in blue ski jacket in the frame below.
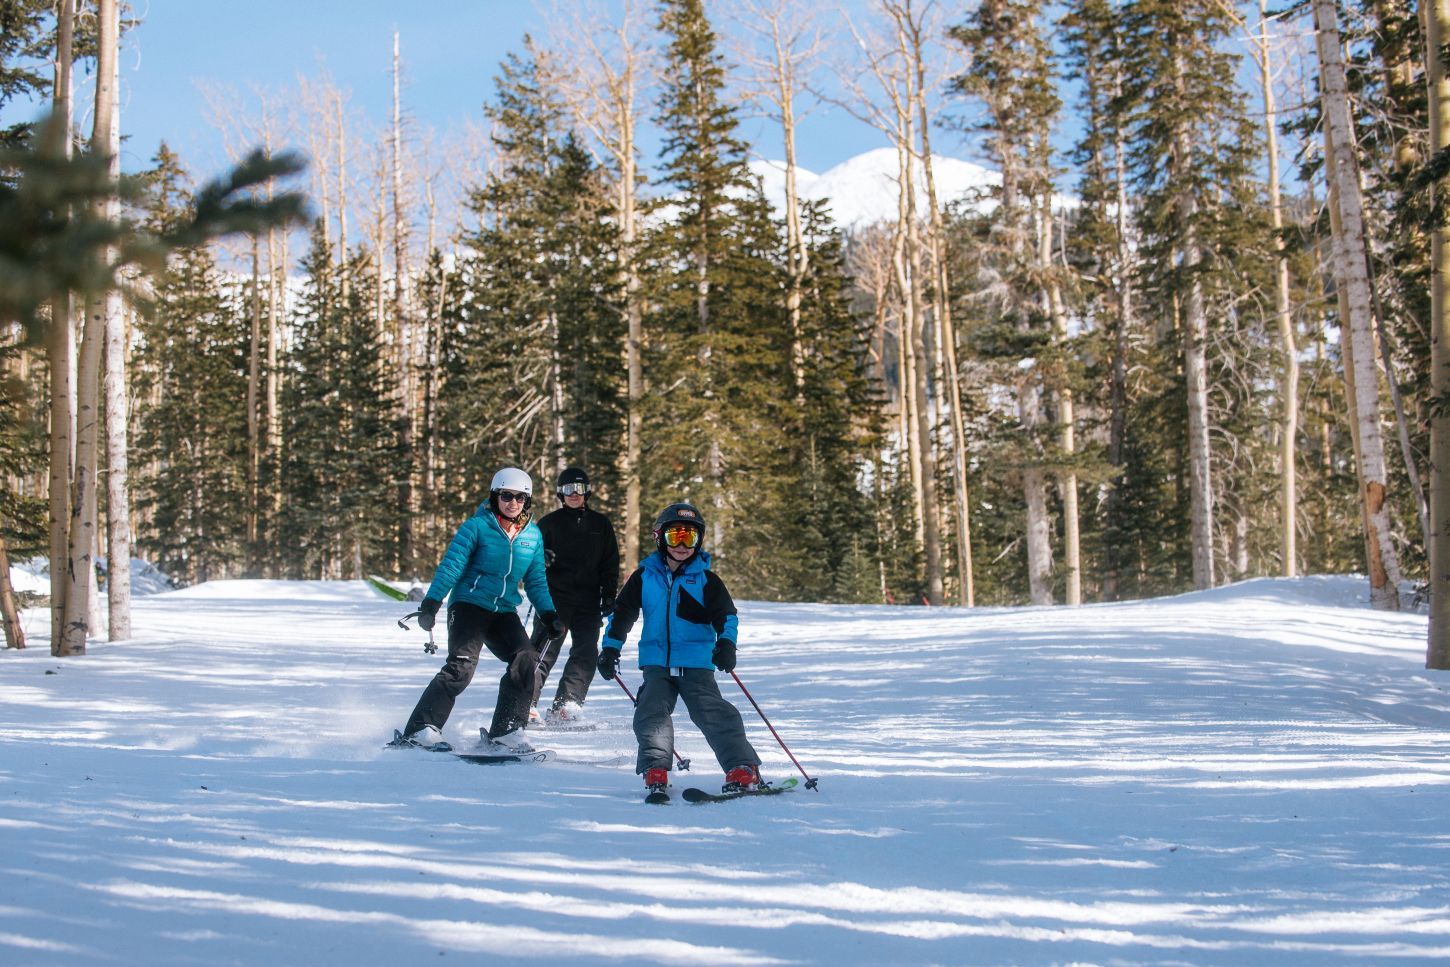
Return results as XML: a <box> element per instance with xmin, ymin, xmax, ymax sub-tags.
<box><xmin>400</xmin><ymin>467</ymin><xmax>561</xmax><ymax>751</ymax></box>
<box><xmin>595</xmin><ymin>501</ymin><xmax>762</xmax><ymax>798</ymax></box>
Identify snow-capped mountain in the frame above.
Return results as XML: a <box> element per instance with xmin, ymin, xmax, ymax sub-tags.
<box><xmin>750</xmin><ymin>147</ymin><xmax>1001</xmax><ymax>231</ymax></box>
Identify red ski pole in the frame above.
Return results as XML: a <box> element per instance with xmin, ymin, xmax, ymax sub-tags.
<box><xmin>613</xmin><ymin>675</ymin><xmax>691</xmax><ymax>771</ymax></box>
<box><xmin>730</xmin><ymin>670</ymin><xmax>818</xmax><ymax>790</ymax></box>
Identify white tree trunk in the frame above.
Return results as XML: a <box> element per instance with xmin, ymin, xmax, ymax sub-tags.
<box><xmin>1020</xmin><ymin>380</ymin><xmax>1054</xmax><ymax>606</ymax></box>
<box><xmin>1256</xmin><ymin>0</ymin><xmax>1299</xmax><ymax>578</ymax></box>
<box><xmin>1171</xmin><ymin>42</ymin><xmax>1215</xmax><ymax>590</ymax></box>
<box><xmin>1315</xmin><ymin>0</ymin><xmax>1402</xmax><ymax>609</ymax></box>
<box><xmin>47</xmin><ymin>0</ymin><xmax>75</xmax><ymax>653</ymax></box>
<box><xmin>60</xmin><ymin>0</ymin><xmax>120</xmax><ymax>655</ymax></box>
<box><xmin>1425</xmin><ymin>0</ymin><xmax>1450</xmax><ymax>665</ymax></box>
<box><xmin>101</xmin><ymin>27</ymin><xmax>130</xmax><ymax>641</ymax></box>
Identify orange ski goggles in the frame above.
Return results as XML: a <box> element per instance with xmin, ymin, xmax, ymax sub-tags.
<box><xmin>661</xmin><ymin>524</ymin><xmax>701</xmax><ymax>548</ymax></box>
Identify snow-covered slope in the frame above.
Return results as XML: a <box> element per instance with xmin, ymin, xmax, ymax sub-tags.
<box><xmin>2</xmin><ymin>575</ymin><xmax>1447</xmax><ymax>964</ymax></box>
<box><xmin>751</xmin><ymin>147</ymin><xmax>1001</xmax><ymax>230</ymax></box>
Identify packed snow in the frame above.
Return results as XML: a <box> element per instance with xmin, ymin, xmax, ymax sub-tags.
<box><xmin>2</xmin><ymin>573</ymin><xmax>1447</xmax><ymax>965</ymax></box>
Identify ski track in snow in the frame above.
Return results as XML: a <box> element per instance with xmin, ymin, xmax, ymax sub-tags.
<box><xmin>2</xmin><ymin>574</ymin><xmax>1448</xmax><ymax>965</ymax></box>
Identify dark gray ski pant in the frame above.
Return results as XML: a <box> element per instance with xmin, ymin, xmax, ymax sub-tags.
<box><xmin>404</xmin><ymin>602</ymin><xmax>537</xmax><ymax>740</ymax></box>
<box><xmin>633</xmin><ymin>665</ymin><xmax>760</xmax><ymax>776</ymax></box>
<box><xmin>530</xmin><ymin>602</ymin><xmax>603</xmax><ymax>709</ymax></box>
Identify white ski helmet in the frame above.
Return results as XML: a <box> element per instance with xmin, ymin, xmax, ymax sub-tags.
<box><xmin>489</xmin><ymin>467</ymin><xmax>533</xmax><ymax>496</ymax></box>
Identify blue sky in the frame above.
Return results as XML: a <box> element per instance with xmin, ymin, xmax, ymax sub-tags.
<box><xmin>111</xmin><ymin>1</ymin><xmax>903</xmax><ymax>181</ymax></box>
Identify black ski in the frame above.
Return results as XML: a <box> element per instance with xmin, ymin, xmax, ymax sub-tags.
<box><xmin>681</xmin><ymin>777</ymin><xmax>798</xmax><ymax>803</ymax></box>
<box><xmin>644</xmin><ymin>789</ymin><xmax>671</xmax><ymax>805</ymax></box>
<box><xmin>455</xmin><ymin>749</ymin><xmax>555</xmax><ymax>765</ymax></box>
<box><xmin>389</xmin><ymin>730</ymin><xmax>553</xmax><ymax>763</ymax></box>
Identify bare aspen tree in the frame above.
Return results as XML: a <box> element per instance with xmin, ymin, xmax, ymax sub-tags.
<box><xmin>1426</xmin><ymin>0</ymin><xmax>1450</xmax><ymax>665</ymax></box>
<box><xmin>1313</xmin><ymin>0</ymin><xmax>1402</xmax><ymax>609</ymax></box>
<box><xmin>726</xmin><ymin>0</ymin><xmax>825</xmax><ymax>405</ymax></box>
<box><xmin>46</xmin><ymin>0</ymin><xmax>76</xmax><ymax>652</ymax></box>
<box><xmin>335</xmin><ymin>88</ymin><xmax>351</xmax><ymax>293</ymax></box>
<box><xmin>60</xmin><ymin>0</ymin><xmax>121</xmax><ymax>655</ymax></box>
<box><xmin>1212</xmin><ymin>0</ymin><xmax>1299</xmax><ymax>582</ymax></box>
<box><xmin>392</xmin><ymin>31</ymin><xmax>416</xmax><ymax>572</ymax></box>
<box><xmin>1038</xmin><ymin>193</ymin><xmax>1079</xmax><ymax>604</ymax></box>
<box><xmin>545</xmin><ymin>0</ymin><xmax>655</xmax><ymax>569</ymax></box>
<box><xmin>203</xmin><ymin>83</ymin><xmax>291</xmax><ymax>569</ymax></box>
<box><xmin>896</xmin><ymin>0</ymin><xmax>975</xmax><ymax>605</ymax></box>
<box><xmin>838</xmin><ymin>0</ymin><xmax>944</xmax><ymax>604</ymax></box>
<box><xmin>297</xmin><ymin>74</ymin><xmax>337</xmax><ymax>257</ymax></box>
<box><xmin>951</xmin><ymin>0</ymin><xmax>1054</xmax><ymax>603</ymax></box>
<box><xmin>100</xmin><ymin>18</ymin><xmax>130</xmax><ymax>640</ymax></box>
<box><xmin>246</xmin><ymin>236</ymin><xmax>262</xmax><ymax>564</ymax></box>
<box><xmin>1172</xmin><ymin>42</ymin><xmax>1216</xmax><ymax>591</ymax></box>
<box><xmin>1258</xmin><ymin>1</ymin><xmax>1299</xmax><ymax>577</ymax></box>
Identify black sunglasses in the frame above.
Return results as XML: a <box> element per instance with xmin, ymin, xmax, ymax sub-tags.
<box><xmin>496</xmin><ymin>490</ymin><xmax>528</xmax><ymax>503</ymax></box>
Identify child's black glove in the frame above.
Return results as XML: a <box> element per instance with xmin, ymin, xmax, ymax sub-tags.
<box><xmin>711</xmin><ymin>638</ymin><xmax>736</xmax><ymax>673</ymax></box>
<box><xmin>597</xmin><ymin>647</ymin><xmax>621</xmax><ymax>680</ymax></box>
<box><xmin>417</xmin><ymin>597</ymin><xmax>442</xmax><ymax>632</ymax></box>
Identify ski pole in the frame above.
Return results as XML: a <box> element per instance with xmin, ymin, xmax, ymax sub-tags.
<box><xmin>613</xmin><ymin>674</ymin><xmax>690</xmax><ymax>771</ymax></box>
<box><xmin>527</xmin><ymin>620</ymin><xmax>567</xmax><ymax>711</ymax></box>
<box><xmin>730</xmin><ymin>670</ymin><xmax>818</xmax><ymax>790</ymax></box>
<box><xmin>397</xmin><ymin>611</ymin><xmax>437</xmax><ymax>654</ymax></box>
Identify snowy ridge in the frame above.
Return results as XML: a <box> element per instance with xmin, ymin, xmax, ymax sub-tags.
<box><xmin>1</xmin><ymin>574</ymin><xmax>1447</xmax><ymax>964</ymax></box>
<box><xmin>752</xmin><ymin>148</ymin><xmax>1001</xmax><ymax>230</ymax></box>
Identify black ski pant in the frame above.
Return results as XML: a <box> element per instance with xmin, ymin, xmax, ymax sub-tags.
<box><xmin>404</xmin><ymin>602</ymin><xmax>538</xmax><ymax>740</ymax></box>
<box><xmin>633</xmin><ymin>665</ymin><xmax>760</xmax><ymax>776</ymax></box>
<box><xmin>530</xmin><ymin>602</ymin><xmax>603</xmax><ymax>709</ymax></box>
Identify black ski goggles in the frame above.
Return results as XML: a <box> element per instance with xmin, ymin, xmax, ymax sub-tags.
<box><xmin>557</xmin><ymin>482</ymin><xmax>589</xmax><ymax>496</ymax></box>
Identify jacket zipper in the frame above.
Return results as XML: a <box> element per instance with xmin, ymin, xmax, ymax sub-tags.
<box><xmin>664</xmin><ymin>567</ymin><xmax>675</xmax><ymax>668</ymax></box>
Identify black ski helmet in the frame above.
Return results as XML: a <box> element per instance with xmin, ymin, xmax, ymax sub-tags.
<box><xmin>556</xmin><ymin>466</ymin><xmax>590</xmax><ymax>496</ymax></box>
<box><xmin>653</xmin><ymin>501</ymin><xmax>705</xmax><ymax>552</ymax></box>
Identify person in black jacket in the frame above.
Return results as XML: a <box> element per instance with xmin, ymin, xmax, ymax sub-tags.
<box><xmin>530</xmin><ymin>466</ymin><xmax>620</xmax><ymax>724</ymax></box>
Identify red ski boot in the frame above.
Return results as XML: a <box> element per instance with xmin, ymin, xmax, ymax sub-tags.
<box><xmin>722</xmin><ymin>764</ymin><xmax>761</xmax><ymax>794</ymax></box>
<box><xmin>644</xmin><ymin>767</ymin><xmax>670</xmax><ymax>804</ymax></box>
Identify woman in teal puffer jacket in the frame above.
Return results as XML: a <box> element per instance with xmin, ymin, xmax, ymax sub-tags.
<box><xmin>400</xmin><ymin>467</ymin><xmax>561</xmax><ymax>751</ymax></box>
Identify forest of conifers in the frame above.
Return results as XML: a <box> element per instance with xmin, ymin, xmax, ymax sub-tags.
<box><xmin>5</xmin><ymin>0</ymin><xmax>1450</xmax><ymax>661</ymax></box>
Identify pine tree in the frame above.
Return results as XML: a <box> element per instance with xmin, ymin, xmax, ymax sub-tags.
<box><xmin>281</xmin><ymin>231</ymin><xmax>395</xmax><ymax>579</ymax></box>
<box><xmin>949</xmin><ymin>0</ymin><xmax>1067</xmax><ymax>604</ymax></box>
<box><xmin>1116</xmin><ymin>0</ymin><xmax>1264</xmax><ymax>590</ymax></box>
<box><xmin>0</xmin><ymin>0</ymin><xmax>52</xmax><ymax>154</ymax></box>
<box><xmin>441</xmin><ymin>46</ymin><xmax>625</xmax><ymax>516</ymax></box>
<box><xmin>645</xmin><ymin>0</ymin><xmax>793</xmax><ymax>590</ymax></box>
<box><xmin>131</xmin><ymin>146</ymin><xmax>251</xmax><ymax>585</ymax></box>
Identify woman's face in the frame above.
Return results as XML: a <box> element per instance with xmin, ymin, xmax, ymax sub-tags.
<box><xmin>495</xmin><ymin>489</ymin><xmax>528</xmax><ymax>520</ymax></box>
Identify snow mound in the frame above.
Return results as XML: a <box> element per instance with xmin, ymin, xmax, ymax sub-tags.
<box><xmin>1162</xmin><ymin>574</ymin><xmax>1396</xmax><ymax>610</ymax></box>
<box><xmin>161</xmin><ymin>578</ymin><xmax>373</xmax><ymax>604</ymax></box>
<box><xmin>9</xmin><ymin>556</ymin><xmax>176</xmax><ymax>597</ymax></box>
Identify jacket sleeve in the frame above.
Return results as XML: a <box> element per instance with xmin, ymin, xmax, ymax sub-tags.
<box><xmin>425</xmin><ymin>518</ymin><xmax>478</xmax><ymax>602</ymax></box>
<box><xmin>703</xmin><ymin>571</ymin><xmax>739</xmax><ymax>643</ymax></box>
<box><xmin>602</xmin><ymin>568</ymin><xmax>643</xmax><ymax>652</ymax></box>
<box><xmin>598</xmin><ymin>515</ymin><xmax>620</xmax><ymax>599</ymax></box>
<box><xmin>522</xmin><ymin>535</ymin><xmax>556</xmax><ymax>614</ymax></box>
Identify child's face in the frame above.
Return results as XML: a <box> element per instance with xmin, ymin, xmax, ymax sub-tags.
<box><xmin>666</xmin><ymin>541</ymin><xmax>696</xmax><ymax>562</ymax></box>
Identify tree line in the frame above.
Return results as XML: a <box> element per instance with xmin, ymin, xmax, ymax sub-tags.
<box><xmin>4</xmin><ymin>0</ymin><xmax>1450</xmax><ymax>666</ymax></box>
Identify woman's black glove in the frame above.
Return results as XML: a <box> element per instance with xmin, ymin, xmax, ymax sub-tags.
<box><xmin>541</xmin><ymin>611</ymin><xmax>566</xmax><ymax>636</ymax></box>
<box><xmin>417</xmin><ymin>597</ymin><xmax>442</xmax><ymax>632</ymax></box>
<box><xmin>711</xmin><ymin>638</ymin><xmax>736</xmax><ymax>673</ymax></box>
<box><xmin>597</xmin><ymin>647</ymin><xmax>621</xmax><ymax>681</ymax></box>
